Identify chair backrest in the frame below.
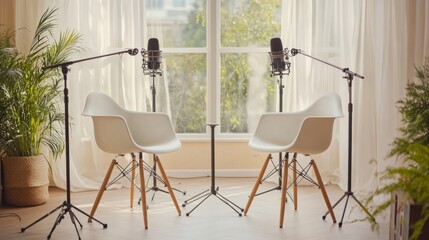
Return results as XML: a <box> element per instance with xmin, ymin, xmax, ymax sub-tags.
<box><xmin>249</xmin><ymin>93</ymin><xmax>343</xmax><ymax>155</ymax></box>
<box><xmin>83</xmin><ymin>91</ymin><xmax>181</xmax><ymax>155</ymax></box>
<box><xmin>82</xmin><ymin>91</ymin><xmax>125</xmax><ymax>117</ymax></box>
<box><xmin>82</xmin><ymin>92</ymin><xmax>140</xmax><ymax>154</ymax></box>
<box><xmin>289</xmin><ymin>93</ymin><xmax>344</xmax><ymax>154</ymax></box>
<box><xmin>304</xmin><ymin>93</ymin><xmax>344</xmax><ymax>118</ymax></box>
<box><xmin>126</xmin><ymin>111</ymin><xmax>182</xmax><ymax>154</ymax></box>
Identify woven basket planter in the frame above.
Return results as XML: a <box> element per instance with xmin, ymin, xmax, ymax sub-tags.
<box><xmin>2</xmin><ymin>155</ymin><xmax>49</xmax><ymax>206</ymax></box>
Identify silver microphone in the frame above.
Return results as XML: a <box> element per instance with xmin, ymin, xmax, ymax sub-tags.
<box><xmin>269</xmin><ymin>38</ymin><xmax>291</xmax><ymax>76</ymax></box>
<box><xmin>141</xmin><ymin>38</ymin><xmax>162</xmax><ymax>76</ymax></box>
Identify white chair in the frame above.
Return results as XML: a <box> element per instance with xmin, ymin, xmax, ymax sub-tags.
<box><xmin>244</xmin><ymin>93</ymin><xmax>343</xmax><ymax>228</ymax></box>
<box><xmin>82</xmin><ymin>91</ymin><xmax>181</xmax><ymax>229</ymax></box>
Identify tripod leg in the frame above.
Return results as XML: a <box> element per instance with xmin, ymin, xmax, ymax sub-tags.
<box><xmin>88</xmin><ymin>159</ymin><xmax>116</xmax><ymax>222</ymax></box>
<box><xmin>323</xmin><ymin>193</ymin><xmax>346</xmax><ymax>220</ymax></box>
<box><xmin>350</xmin><ymin>194</ymin><xmax>376</xmax><ymax>222</ymax></box>
<box><xmin>69</xmin><ymin>209</ymin><xmax>83</xmax><ymax>229</ymax></box>
<box><xmin>47</xmin><ymin>206</ymin><xmax>67</xmax><ymax>239</ymax></box>
<box><xmin>244</xmin><ymin>154</ymin><xmax>271</xmax><ymax>215</ymax></box>
<box><xmin>311</xmin><ymin>159</ymin><xmax>336</xmax><ymax>223</ymax></box>
<box><xmin>71</xmin><ymin>204</ymin><xmax>107</xmax><ymax>228</ymax></box>
<box><xmin>185</xmin><ymin>192</ymin><xmax>211</xmax><ymax>216</ymax></box>
<box><xmin>339</xmin><ymin>195</ymin><xmax>351</xmax><ymax>227</ymax></box>
<box><xmin>68</xmin><ymin>210</ymin><xmax>82</xmax><ymax>240</ymax></box>
<box><xmin>155</xmin><ymin>156</ymin><xmax>181</xmax><ymax>216</ymax></box>
<box><xmin>279</xmin><ymin>153</ymin><xmax>289</xmax><ymax>228</ymax></box>
<box><xmin>292</xmin><ymin>153</ymin><xmax>298</xmax><ymax>210</ymax></box>
<box><xmin>139</xmin><ymin>158</ymin><xmax>149</xmax><ymax>229</ymax></box>
<box><xmin>214</xmin><ymin>193</ymin><xmax>243</xmax><ymax>216</ymax></box>
<box><xmin>130</xmin><ymin>156</ymin><xmax>136</xmax><ymax>208</ymax></box>
<box><xmin>21</xmin><ymin>203</ymin><xmax>64</xmax><ymax>232</ymax></box>
<box><xmin>183</xmin><ymin>189</ymin><xmax>210</xmax><ymax>207</ymax></box>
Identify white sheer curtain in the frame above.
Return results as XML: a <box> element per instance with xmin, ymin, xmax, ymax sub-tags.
<box><xmin>281</xmin><ymin>0</ymin><xmax>429</xmax><ymax>200</ymax></box>
<box><xmin>14</xmin><ymin>0</ymin><xmax>149</xmax><ymax>191</ymax></box>
<box><xmin>11</xmin><ymin>0</ymin><xmax>429</xmax><ymax>194</ymax></box>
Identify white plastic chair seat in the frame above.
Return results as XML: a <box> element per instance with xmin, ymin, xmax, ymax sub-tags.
<box><xmin>244</xmin><ymin>93</ymin><xmax>344</xmax><ymax>228</ymax></box>
<box><xmin>249</xmin><ymin>93</ymin><xmax>343</xmax><ymax>155</ymax></box>
<box><xmin>82</xmin><ymin>93</ymin><xmax>182</xmax><ymax>155</ymax></box>
<box><xmin>82</xmin><ymin>91</ymin><xmax>182</xmax><ymax>229</ymax></box>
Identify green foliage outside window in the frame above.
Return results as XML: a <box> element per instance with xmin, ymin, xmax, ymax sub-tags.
<box><xmin>156</xmin><ymin>0</ymin><xmax>281</xmax><ymax>134</ymax></box>
<box><xmin>220</xmin><ymin>0</ymin><xmax>281</xmax><ymax>133</ymax></box>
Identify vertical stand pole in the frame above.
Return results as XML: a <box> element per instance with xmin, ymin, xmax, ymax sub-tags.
<box><xmin>322</xmin><ymin>74</ymin><xmax>375</xmax><ymax>227</ymax></box>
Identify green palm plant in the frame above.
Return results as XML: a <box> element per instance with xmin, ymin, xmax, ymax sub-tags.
<box><xmin>0</xmin><ymin>7</ymin><xmax>82</xmax><ymax>160</ymax></box>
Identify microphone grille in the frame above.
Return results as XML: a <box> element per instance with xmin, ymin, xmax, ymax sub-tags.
<box><xmin>147</xmin><ymin>38</ymin><xmax>159</xmax><ymax>51</ymax></box>
<box><xmin>270</xmin><ymin>37</ymin><xmax>283</xmax><ymax>52</ymax></box>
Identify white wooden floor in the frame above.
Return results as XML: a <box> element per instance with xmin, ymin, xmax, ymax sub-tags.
<box><xmin>0</xmin><ymin>177</ymin><xmax>389</xmax><ymax>240</ymax></box>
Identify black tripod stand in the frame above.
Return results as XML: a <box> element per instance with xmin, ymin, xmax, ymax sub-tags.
<box><xmin>321</xmin><ymin>72</ymin><xmax>376</xmax><ymax>227</ymax></box>
<box><xmin>291</xmin><ymin>48</ymin><xmax>375</xmax><ymax>227</ymax></box>
<box><xmin>140</xmin><ymin>46</ymin><xmax>185</xmax><ymax>203</ymax></box>
<box><xmin>182</xmin><ymin>124</ymin><xmax>244</xmax><ymax>216</ymax></box>
<box><xmin>255</xmin><ymin>74</ymin><xmax>284</xmax><ymax>196</ymax></box>
<box><xmin>140</xmin><ymin>73</ymin><xmax>186</xmax><ymax>203</ymax></box>
<box><xmin>256</xmin><ymin>49</ymin><xmax>297</xmax><ymax>201</ymax></box>
<box><xmin>19</xmin><ymin>49</ymin><xmax>136</xmax><ymax>239</ymax></box>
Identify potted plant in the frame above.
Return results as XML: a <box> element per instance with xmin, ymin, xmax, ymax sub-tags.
<box><xmin>0</xmin><ymin>7</ymin><xmax>81</xmax><ymax>206</ymax></box>
<box><xmin>366</xmin><ymin>60</ymin><xmax>429</xmax><ymax>240</ymax></box>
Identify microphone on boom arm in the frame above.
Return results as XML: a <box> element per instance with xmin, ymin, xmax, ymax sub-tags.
<box><xmin>269</xmin><ymin>37</ymin><xmax>291</xmax><ymax>76</ymax></box>
<box><xmin>141</xmin><ymin>38</ymin><xmax>163</xmax><ymax>76</ymax></box>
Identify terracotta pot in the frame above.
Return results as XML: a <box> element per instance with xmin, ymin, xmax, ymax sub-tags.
<box><xmin>2</xmin><ymin>155</ymin><xmax>49</xmax><ymax>206</ymax></box>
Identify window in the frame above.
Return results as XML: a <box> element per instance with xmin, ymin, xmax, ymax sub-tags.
<box><xmin>219</xmin><ymin>0</ymin><xmax>281</xmax><ymax>134</ymax></box>
<box><xmin>172</xmin><ymin>0</ymin><xmax>186</xmax><ymax>8</ymax></box>
<box><xmin>145</xmin><ymin>0</ymin><xmax>282</xmax><ymax>136</ymax></box>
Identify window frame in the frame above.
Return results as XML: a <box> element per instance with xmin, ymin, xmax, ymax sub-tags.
<box><xmin>172</xmin><ymin>0</ymin><xmax>276</xmax><ymax>140</ymax></box>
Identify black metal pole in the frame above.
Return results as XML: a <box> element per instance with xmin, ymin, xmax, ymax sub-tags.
<box><xmin>182</xmin><ymin>124</ymin><xmax>243</xmax><ymax>216</ymax></box>
<box><xmin>62</xmin><ymin>65</ymin><xmax>71</xmax><ymax>205</ymax></box>
<box><xmin>210</xmin><ymin>124</ymin><xmax>216</xmax><ymax>194</ymax></box>
<box><xmin>21</xmin><ymin>49</ymin><xmax>137</xmax><ymax>238</ymax></box>
<box><xmin>278</xmin><ymin>74</ymin><xmax>284</xmax><ymax>188</ymax></box>
<box><xmin>151</xmin><ymin>74</ymin><xmax>157</xmax><ymax>189</ymax></box>
<box><xmin>347</xmin><ymin>79</ymin><xmax>353</xmax><ymax>193</ymax></box>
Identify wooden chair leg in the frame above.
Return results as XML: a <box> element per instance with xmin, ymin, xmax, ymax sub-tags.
<box><xmin>311</xmin><ymin>159</ymin><xmax>336</xmax><ymax>223</ymax></box>
<box><xmin>292</xmin><ymin>153</ymin><xmax>298</xmax><ymax>210</ymax></box>
<box><xmin>130</xmin><ymin>154</ymin><xmax>136</xmax><ymax>208</ymax></box>
<box><xmin>155</xmin><ymin>156</ymin><xmax>181</xmax><ymax>216</ymax></box>
<box><xmin>244</xmin><ymin>154</ymin><xmax>272</xmax><ymax>216</ymax></box>
<box><xmin>139</xmin><ymin>158</ymin><xmax>148</xmax><ymax>229</ymax></box>
<box><xmin>279</xmin><ymin>153</ymin><xmax>289</xmax><ymax>228</ymax></box>
<box><xmin>88</xmin><ymin>159</ymin><xmax>116</xmax><ymax>222</ymax></box>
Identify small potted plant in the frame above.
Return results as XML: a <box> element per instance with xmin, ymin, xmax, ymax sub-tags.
<box><xmin>366</xmin><ymin>60</ymin><xmax>429</xmax><ymax>240</ymax></box>
<box><xmin>0</xmin><ymin>7</ymin><xmax>81</xmax><ymax>206</ymax></box>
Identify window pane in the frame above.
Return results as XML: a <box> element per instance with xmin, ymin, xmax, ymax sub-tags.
<box><xmin>220</xmin><ymin>0</ymin><xmax>282</xmax><ymax>47</ymax></box>
<box><xmin>220</xmin><ymin>53</ymin><xmax>276</xmax><ymax>133</ymax></box>
<box><xmin>220</xmin><ymin>0</ymin><xmax>282</xmax><ymax>134</ymax></box>
<box><xmin>146</xmin><ymin>0</ymin><xmax>206</xmax><ymax>48</ymax></box>
<box><xmin>165</xmin><ymin>53</ymin><xmax>207</xmax><ymax>133</ymax></box>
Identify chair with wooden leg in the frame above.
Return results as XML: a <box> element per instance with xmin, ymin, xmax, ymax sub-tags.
<box><xmin>82</xmin><ymin>91</ymin><xmax>182</xmax><ymax>229</ymax></box>
<box><xmin>244</xmin><ymin>93</ymin><xmax>343</xmax><ymax>228</ymax></box>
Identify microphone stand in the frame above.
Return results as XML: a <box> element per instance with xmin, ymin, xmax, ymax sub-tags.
<box><xmin>21</xmin><ymin>49</ymin><xmax>135</xmax><ymax>239</ymax></box>
<box><xmin>293</xmin><ymin>50</ymin><xmax>375</xmax><ymax>227</ymax></box>
<box><xmin>256</xmin><ymin>50</ymin><xmax>294</xmax><ymax>202</ymax></box>
<box><xmin>255</xmin><ymin>74</ymin><xmax>285</xmax><ymax>196</ymax></box>
<box><xmin>140</xmin><ymin>50</ymin><xmax>186</xmax><ymax>203</ymax></box>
